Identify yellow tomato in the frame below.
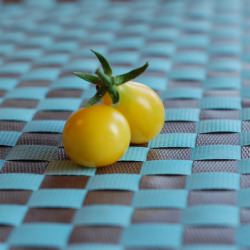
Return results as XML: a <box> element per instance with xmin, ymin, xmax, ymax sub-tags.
<box><xmin>62</xmin><ymin>105</ymin><xmax>130</xmax><ymax>167</ymax></box>
<box><xmin>103</xmin><ymin>81</ymin><xmax>165</xmax><ymax>144</ymax></box>
<box><xmin>73</xmin><ymin>50</ymin><xmax>165</xmax><ymax>144</ymax></box>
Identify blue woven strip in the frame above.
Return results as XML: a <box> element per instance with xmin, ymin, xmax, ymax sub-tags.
<box><xmin>156</xmin><ymin>15</ymin><xmax>182</xmax><ymax>27</ymax></box>
<box><xmin>169</xmin><ymin>68</ymin><xmax>206</xmax><ymax>81</ymax></box>
<box><xmin>241</xmin><ymin>87</ymin><xmax>250</xmax><ymax>98</ymax></box>
<box><xmin>64</xmin><ymin>59</ymin><xmax>98</xmax><ymax>72</ymax></box>
<box><xmin>197</xmin><ymin>120</ymin><xmax>241</xmax><ymax>134</ymax></box>
<box><xmin>237</xmin><ymin>159</ymin><xmax>250</xmax><ymax>174</ymax></box>
<box><xmin>123</xmin><ymin>24</ymin><xmax>148</xmax><ymax>34</ymax></box>
<box><xmin>186</xmin><ymin>173</ymin><xmax>240</xmax><ymax>190</ymax></box>
<box><xmin>242</xmin><ymin>54</ymin><xmax>250</xmax><ymax>63</ymax></box>
<box><xmin>0</xmin><ymin>108</ymin><xmax>35</xmax><ymax>122</ymax></box>
<box><xmin>22</xmin><ymin>68</ymin><xmax>60</xmax><ymax>81</ymax></box>
<box><xmin>201</xmin><ymin>97</ymin><xmax>241</xmax><ymax>110</ymax></box>
<box><xmin>241</xmin><ymin>108</ymin><xmax>250</xmax><ymax>120</ymax></box>
<box><xmin>8</xmin><ymin>223</ymin><xmax>72</xmax><ymax>248</ymax></box>
<box><xmin>61</xmin><ymin>29</ymin><xmax>86</xmax><ymax>39</ymax></box>
<box><xmin>0</xmin><ymin>131</ymin><xmax>21</xmax><ymax>146</ymax></box>
<box><xmin>173</xmin><ymin>51</ymin><xmax>208</xmax><ymax>64</ymax></box>
<box><xmin>87</xmin><ymin>33</ymin><xmax>114</xmax><ymax>43</ymax></box>
<box><xmin>37</xmin><ymin>25</ymin><xmax>62</xmax><ymax>34</ymax></box>
<box><xmin>25</xmin><ymin>36</ymin><xmax>52</xmax><ymax>47</ymax></box>
<box><xmin>237</xmin><ymin>189</ymin><xmax>250</xmax><ymax>208</ymax></box>
<box><xmin>182</xmin><ymin>245</ymin><xmax>238</xmax><ymax>250</ymax></box>
<box><xmin>183</xmin><ymin>205</ymin><xmax>239</xmax><ymax>226</ymax></box>
<box><xmin>210</xmin><ymin>44</ymin><xmax>241</xmax><ymax>56</ymax></box>
<box><xmin>12</xmin><ymin>49</ymin><xmax>42</xmax><ymax>60</ymax></box>
<box><xmin>0</xmin><ymin>63</ymin><xmax>30</xmax><ymax>74</ymax></box>
<box><xmin>48</xmin><ymin>42</ymin><xmax>78</xmax><ymax>52</ymax></box>
<box><xmin>0</xmin><ymin>33</ymin><xmax>25</xmax><ymax>42</ymax></box>
<box><xmin>0</xmin><ymin>78</ymin><xmax>19</xmax><ymax>91</ymax></box>
<box><xmin>242</xmin><ymin>70</ymin><xmax>250</xmax><ymax>80</ymax></box>
<box><xmin>166</xmin><ymin>108</ymin><xmax>200</xmax><ymax>122</ymax></box>
<box><xmin>29</xmin><ymin>189</ymin><xmax>86</xmax><ymax>209</ymax></box>
<box><xmin>147</xmin><ymin>58</ymin><xmax>171</xmax><ymax>72</ymax></box>
<box><xmin>0</xmin><ymin>174</ymin><xmax>44</xmax><ymax>190</ymax></box>
<box><xmin>37</xmin><ymin>98</ymin><xmax>81</xmax><ymax>111</ymax></box>
<box><xmin>137</xmin><ymin>75</ymin><xmax>167</xmax><ymax>91</ymax></box>
<box><xmin>240</xmin><ymin>132</ymin><xmax>250</xmax><ymax>146</ymax></box>
<box><xmin>6</xmin><ymin>145</ymin><xmax>58</xmax><ymax>161</ymax></box>
<box><xmin>23</xmin><ymin>120</ymin><xmax>65</xmax><ymax>133</ymax></box>
<box><xmin>183</xmin><ymin>20</ymin><xmax>211</xmax><ymax>32</ymax></box>
<box><xmin>87</xmin><ymin>174</ymin><xmax>140</xmax><ymax>191</ymax></box>
<box><xmin>65</xmin><ymin>244</ymin><xmax>124</xmax><ymax>250</ymax></box>
<box><xmin>133</xmin><ymin>189</ymin><xmax>188</xmax><ymax>208</ymax></box>
<box><xmin>0</xmin><ymin>160</ymin><xmax>4</xmax><ymax>171</ymax></box>
<box><xmin>74</xmin><ymin>205</ymin><xmax>132</xmax><ymax>226</ymax></box>
<box><xmin>114</xmin><ymin>37</ymin><xmax>144</xmax><ymax>49</ymax></box>
<box><xmin>177</xmin><ymin>35</ymin><xmax>209</xmax><ymax>48</ymax></box>
<box><xmin>0</xmin><ymin>244</ymin><xmax>7</xmax><ymax>250</ymax></box>
<box><xmin>213</xmin><ymin>26</ymin><xmax>240</xmax><ymax>38</ymax></box>
<box><xmin>209</xmin><ymin>59</ymin><xmax>241</xmax><ymax>71</ymax></box>
<box><xmin>46</xmin><ymin>160</ymin><xmax>96</xmax><ymax>176</ymax></box>
<box><xmin>51</xmin><ymin>76</ymin><xmax>89</xmax><ymax>90</ymax></box>
<box><xmin>164</xmin><ymin>88</ymin><xmax>202</xmax><ymax>100</ymax></box>
<box><xmin>122</xmin><ymin>224</ymin><xmax>182</xmax><ymax>248</ymax></box>
<box><xmin>5</xmin><ymin>87</ymin><xmax>48</xmax><ymax>100</ymax></box>
<box><xmin>204</xmin><ymin>77</ymin><xmax>241</xmax><ymax>89</ymax></box>
<box><xmin>120</xmin><ymin>147</ymin><xmax>149</xmax><ymax>162</ymax></box>
<box><xmin>237</xmin><ymin>225</ymin><xmax>250</xmax><ymax>247</ymax></box>
<box><xmin>110</xmin><ymin>52</ymin><xmax>140</xmax><ymax>65</ymax></box>
<box><xmin>192</xmin><ymin>145</ymin><xmax>241</xmax><ymax>160</ymax></box>
<box><xmin>13</xmin><ymin>49</ymin><xmax>42</xmax><ymax>60</ymax></box>
<box><xmin>149</xmin><ymin>133</ymin><xmax>197</xmax><ymax>148</ymax></box>
<box><xmin>37</xmin><ymin>54</ymin><xmax>69</xmax><ymax>65</ymax></box>
<box><xmin>144</xmin><ymin>44</ymin><xmax>175</xmax><ymax>57</ymax></box>
<box><xmin>141</xmin><ymin>160</ymin><xmax>193</xmax><ymax>175</ymax></box>
<box><xmin>0</xmin><ymin>205</ymin><xmax>27</xmax><ymax>226</ymax></box>
<box><xmin>0</xmin><ymin>44</ymin><xmax>14</xmax><ymax>55</ymax></box>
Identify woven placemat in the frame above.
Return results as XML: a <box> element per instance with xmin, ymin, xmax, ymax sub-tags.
<box><xmin>0</xmin><ymin>0</ymin><xmax>250</xmax><ymax>249</ymax></box>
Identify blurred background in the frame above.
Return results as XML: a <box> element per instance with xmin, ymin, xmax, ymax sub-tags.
<box><xmin>1</xmin><ymin>0</ymin><xmax>250</xmax><ymax>249</ymax></box>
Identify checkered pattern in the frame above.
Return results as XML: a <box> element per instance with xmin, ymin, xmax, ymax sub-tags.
<box><xmin>0</xmin><ymin>0</ymin><xmax>250</xmax><ymax>249</ymax></box>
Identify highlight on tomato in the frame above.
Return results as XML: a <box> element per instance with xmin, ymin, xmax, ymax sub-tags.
<box><xmin>74</xmin><ymin>50</ymin><xmax>165</xmax><ymax>144</ymax></box>
<box><xmin>63</xmin><ymin>105</ymin><xmax>130</xmax><ymax>167</ymax></box>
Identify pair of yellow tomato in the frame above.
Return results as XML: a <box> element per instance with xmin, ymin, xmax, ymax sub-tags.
<box><xmin>63</xmin><ymin>51</ymin><xmax>165</xmax><ymax>167</ymax></box>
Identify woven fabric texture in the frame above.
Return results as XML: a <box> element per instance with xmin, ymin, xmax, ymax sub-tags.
<box><xmin>0</xmin><ymin>0</ymin><xmax>250</xmax><ymax>249</ymax></box>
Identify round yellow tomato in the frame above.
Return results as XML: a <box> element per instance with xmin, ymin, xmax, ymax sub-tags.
<box><xmin>103</xmin><ymin>81</ymin><xmax>165</xmax><ymax>144</ymax></box>
<box><xmin>62</xmin><ymin>105</ymin><xmax>130</xmax><ymax>167</ymax></box>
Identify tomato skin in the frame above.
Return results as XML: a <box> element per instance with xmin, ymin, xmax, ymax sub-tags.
<box><xmin>62</xmin><ymin>105</ymin><xmax>130</xmax><ymax>167</ymax></box>
<box><xmin>103</xmin><ymin>81</ymin><xmax>165</xmax><ymax>144</ymax></box>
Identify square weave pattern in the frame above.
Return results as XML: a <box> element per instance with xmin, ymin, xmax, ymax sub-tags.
<box><xmin>0</xmin><ymin>0</ymin><xmax>250</xmax><ymax>249</ymax></box>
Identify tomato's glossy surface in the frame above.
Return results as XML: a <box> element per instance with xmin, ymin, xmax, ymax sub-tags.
<box><xmin>103</xmin><ymin>81</ymin><xmax>165</xmax><ymax>144</ymax></box>
<box><xmin>62</xmin><ymin>105</ymin><xmax>130</xmax><ymax>167</ymax></box>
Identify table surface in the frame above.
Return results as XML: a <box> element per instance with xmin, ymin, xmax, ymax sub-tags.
<box><xmin>0</xmin><ymin>0</ymin><xmax>250</xmax><ymax>249</ymax></box>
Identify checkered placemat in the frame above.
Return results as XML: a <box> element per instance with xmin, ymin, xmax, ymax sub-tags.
<box><xmin>0</xmin><ymin>0</ymin><xmax>250</xmax><ymax>249</ymax></box>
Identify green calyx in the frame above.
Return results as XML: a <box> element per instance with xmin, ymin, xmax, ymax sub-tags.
<box><xmin>74</xmin><ymin>50</ymin><xmax>149</xmax><ymax>107</ymax></box>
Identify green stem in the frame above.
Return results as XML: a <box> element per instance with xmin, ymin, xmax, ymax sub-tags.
<box><xmin>73</xmin><ymin>50</ymin><xmax>149</xmax><ymax>106</ymax></box>
<box><xmin>85</xmin><ymin>87</ymin><xmax>106</xmax><ymax>107</ymax></box>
